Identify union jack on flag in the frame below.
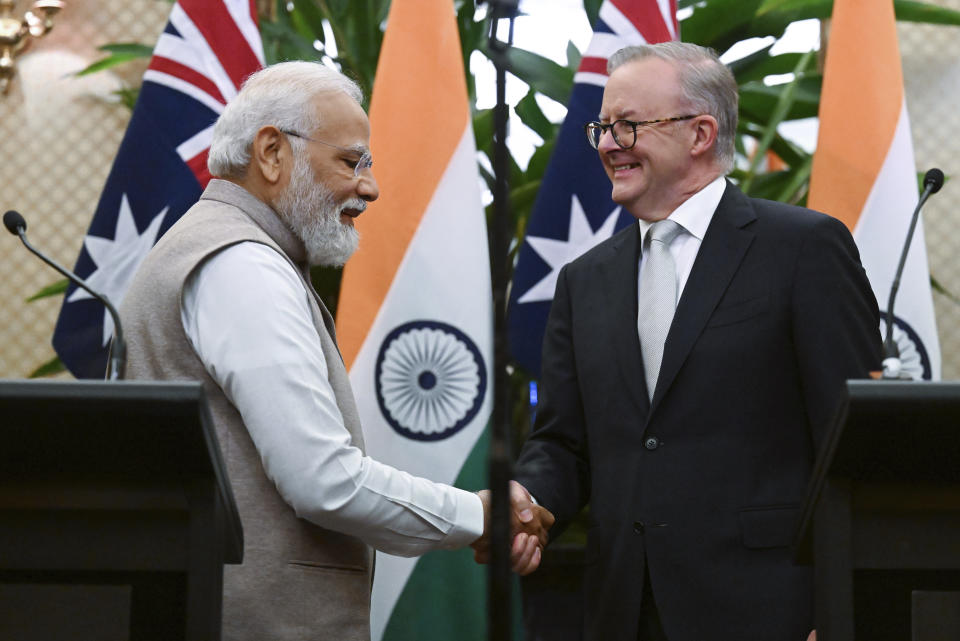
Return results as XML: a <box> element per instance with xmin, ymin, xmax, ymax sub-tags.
<box><xmin>53</xmin><ymin>0</ymin><xmax>264</xmax><ymax>378</ymax></box>
<box><xmin>507</xmin><ymin>0</ymin><xmax>677</xmax><ymax>375</ymax></box>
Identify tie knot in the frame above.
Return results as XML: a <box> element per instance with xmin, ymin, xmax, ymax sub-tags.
<box><xmin>648</xmin><ymin>218</ymin><xmax>683</xmax><ymax>245</ymax></box>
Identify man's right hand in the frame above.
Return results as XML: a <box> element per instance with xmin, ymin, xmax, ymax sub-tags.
<box><xmin>471</xmin><ymin>481</ymin><xmax>555</xmax><ymax>575</ymax></box>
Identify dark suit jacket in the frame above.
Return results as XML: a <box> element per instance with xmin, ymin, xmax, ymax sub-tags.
<box><xmin>515</xmin><ymin>181</ymin><xmax>881</xmax><ymax>641</ymax></box>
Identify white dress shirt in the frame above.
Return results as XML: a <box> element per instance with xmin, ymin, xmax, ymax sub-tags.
<box><xmin>181</xmin><ymin>241</ymin><xmax>484</xmax><ymax>557</ymax></box>
<box><xmin>636</xmin><ymin>175</ymin><xmax>727</xmax><ymax>304</ymax></box>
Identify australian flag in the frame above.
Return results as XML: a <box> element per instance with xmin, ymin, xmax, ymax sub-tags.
<box><xmin>507</xmin><ymin>0</ymin><xmax>678</xmax><ymax>375</ymax></box>
<box><xmin>52</xmin><ymin>0</ymin><xmax>264</xmax><ymax>378</ymax></box>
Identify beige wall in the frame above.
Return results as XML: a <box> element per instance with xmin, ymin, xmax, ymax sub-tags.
<box><xmin>0</xmin><ymin>0</ymin><xmax>168</xmax><ymax>378</ymax></box>
<box><xmin>899</xmin><ymin>3</ymin><xmax>960</xmax><ymax>379</ymax></box>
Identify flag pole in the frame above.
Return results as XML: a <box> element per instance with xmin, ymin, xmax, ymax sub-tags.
<box><xmin>482</xmin><ymin>0</ymin><xmax>519</xmax><ymax>638</ymax></box>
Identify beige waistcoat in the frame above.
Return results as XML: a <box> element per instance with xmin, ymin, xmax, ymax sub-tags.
<box><xmin>120</xmin><ymin>179</ymin><xmax>372</xmax><ymax>641</ymax></box>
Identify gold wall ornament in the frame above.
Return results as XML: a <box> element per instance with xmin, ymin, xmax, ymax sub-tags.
<box><xmin>0</xmin><ymin>0</ymin><xmax>65</xmax><ymax>94</ymax></box>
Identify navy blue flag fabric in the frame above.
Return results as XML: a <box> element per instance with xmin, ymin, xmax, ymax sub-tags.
<box><xmin>53</xmin><ymin>0</ymin><xmax>263</xmax><ymax>378</ymax></box>
<box><xmin>507</xmin><ymin>0</ymin><xmax>678</xmax><ymax>375</ymax></box>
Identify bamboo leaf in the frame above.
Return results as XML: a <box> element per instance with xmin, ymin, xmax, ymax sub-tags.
<box><xmin>895</xmin><ymin>1</ymin><xmax>960</xmax><ymax>25</ymax></box>
<box><xmin>931</xmin><ymin>274</ymin><xmax>960</xmax><ymax>305</ymax></box>
<box><xmin>26</xmin><ymin>279</ymin><xmax>68</xmax><ymax>302</ymax></box>
<box><xmin>98</xmin><ymin>43</ymin><xmax>154</xmax><ymax>56</ymax></box>
<box><xmin>75</xmin><ymin>43</ymin><xmax>154</xmax><ymax>77</ymax></box>
<box><xmin>29</xmin><ymin>355</ymin><xmax>65</xmax><ymax>379</ymax></box>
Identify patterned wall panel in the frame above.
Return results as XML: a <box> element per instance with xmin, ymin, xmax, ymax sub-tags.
<box><xmin>899</xmin><ymin>0</ymin><xmax>960</xmax><ymax>379</ymax></box>
<box><xmin>0</xmin><ymin>0</ymin><xmax>169</xmax><ymax>378</ymax></box>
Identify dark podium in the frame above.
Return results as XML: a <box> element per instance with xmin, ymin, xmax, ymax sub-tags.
<box><xmin>0</xmin><ymin>380</ymin><xmax>242</xmax><ymax>641</ymax></box>
<box><xmin>795</xmin><ymin>380</ymin><xmax>960</xmax><ymax>641</ymax></box>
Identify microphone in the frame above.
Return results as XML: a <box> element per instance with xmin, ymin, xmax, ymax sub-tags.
<box><xmin>881</xmin><ymin>168</ymin><xmax>944</xmax><ymax>379</ymax></box>
<box><xmin>4</xmin><ymin>210</ymin><xmax>126</xmax><ymax>380</ymax></box>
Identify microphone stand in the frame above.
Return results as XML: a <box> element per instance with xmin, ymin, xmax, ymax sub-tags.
<box><xmin>480</xmin><ymin>1</ymin><xmax>518</xmax><ymax>639</ymax></box>
<box><xmin>4</xmin><ymin>211</ymin><xmax>126</xmax><ymax>380</ymax></box>
<box><xmin>882</xmin><ymin>169</ymin><xmax>943</xmax><ymax>380</ymax></box>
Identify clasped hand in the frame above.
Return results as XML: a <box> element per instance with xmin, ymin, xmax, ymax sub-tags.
<box><xmin>471</xmin><ymin>480</ymin><xmax>555</xmax><ymax>576</ymax></box>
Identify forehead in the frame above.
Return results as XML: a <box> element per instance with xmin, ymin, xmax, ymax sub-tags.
<box><xmin>310</xmin><ymin>91</ymin><xmax>371</xmax><ymax>144</ymax></box>
<box><xmin>600</xmin><ymin>57</ymin><xmax>683</xmax><ymax>119</ymax></box>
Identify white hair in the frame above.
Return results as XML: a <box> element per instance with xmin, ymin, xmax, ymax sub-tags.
<box><xmin>207</xmin><ymin>61</ymin><xmax>364</xmax><ymax>179</ymax></box>
<box><xmin>608</xmin><ymin>42</ymin><xmax>738</xmax><ymax>173</ymax></box>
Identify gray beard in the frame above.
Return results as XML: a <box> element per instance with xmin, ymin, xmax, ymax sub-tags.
<box><xmin>274</xmin><ymin>152</ymin><xmax>363</xmax><ymax>267</ymax></box>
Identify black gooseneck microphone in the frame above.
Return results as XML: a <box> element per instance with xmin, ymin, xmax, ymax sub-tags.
<box><xmin>882</xmin><ymin>168</ymin><xmax>944</xmax><ymax>379</ymax></box>
<box><xmin>4</xmin><ymin>210</ymin><xmax>126</xmax><ymax>380</ymax></box>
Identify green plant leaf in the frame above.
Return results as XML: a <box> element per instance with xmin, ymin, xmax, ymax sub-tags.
<box><xmin>931</xmin><ymin>274</ymin><xmax>960</xmax><ymax>305</ymax></box>
<box><xmin>292</xmin><ymin>0</ymin><xmax>328</xmax><ymax>44</ymax></box>
<box><xmin>895</xmin><ymin>1</ymin><xmax>960</xmax><ymax>25</ymax></box>
<box><xmin>515</xmin><ymin>90</ymin><xmax>555</xmax><ymax>141</ymax></box>
<box><xmin>740</xmin><ymin>48</ymin><xmax>815</xmax><ymax>193</ymax></box>
<box><xmin>29</xmin><ymin>355</ymin><xmax>65</xmax><ymax>378</ymax></box>
<box><xmin>566</xmin><ymin>40</ymin><xmax>582</xmax><ymax>72</ymax></box>
<box><xmin>506</xmin><ymin>47</ymin><xmax>574</xmax><ymax>105</ymax></box>
<box><xmin>739</xmin><ymin>74</ymin><xmax>821</xmax><ymax>123</ymax></box>
<box><xmin>26</xmin><ymin>279</ymin><xmax>68</xmax><ymax>302</ymax></box>
<box><xmin>680</xmin><ymin>0</ymin><xmax>765</xmax><ymax>53</ymax></box>
<box><xmin>114</xmin><ymin>87</ymin><xmax>139</xmax><ymax>110</ymax></box>
<box><xmin>75</xmin><ymin>43</ymin><xmax>154</xmax><ymax>77</ymax></box>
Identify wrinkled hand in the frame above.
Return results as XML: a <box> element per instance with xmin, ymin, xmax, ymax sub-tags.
<box><xmin>471</xmin><ymin>481</ymin><xmax>555</xmax><ymax>576</ymax></box>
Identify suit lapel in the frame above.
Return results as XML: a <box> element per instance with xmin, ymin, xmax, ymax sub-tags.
<box><xmin>599</xmin><ymin>224</ymin><xmax>651</xmax><ymax>416</ymax></box>
<box><xmin>651</xmin><ymin>182</ymin><xmax>757</xmax><ymax>410</ymax></box>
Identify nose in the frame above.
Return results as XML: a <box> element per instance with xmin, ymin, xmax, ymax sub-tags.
<box><xmin>357</xmin><ymin>170</ymin><xmax>379</xmax><ymax>202</ymax></box>
<box><xmin>597</xmin><ymin>127</ymin><xmax>620</xmax><ymax>154</ymax></box>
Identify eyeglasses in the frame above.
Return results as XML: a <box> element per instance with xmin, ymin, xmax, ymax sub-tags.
<box><xmin>584</xmin><ymin>115</ymin><xmax>697</xmax><ymax>150</ymax></box>
<box><xmin>280</xmin><ymin>129</ymin><xmax>373</xmax><ymax>176</ymax></box>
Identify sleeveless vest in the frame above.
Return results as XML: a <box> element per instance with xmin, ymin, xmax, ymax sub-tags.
<box><xmin>120</xmin><ymin>179</ymin><xmax>372</xmax><ymax>640</ymax></box>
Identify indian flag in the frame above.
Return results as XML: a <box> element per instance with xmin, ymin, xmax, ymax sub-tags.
<box><xmin>335</xmin><ymin>0</ymin><xmax>493</xmax><ymax>639</ymax></box>
<box><xmin>809</xmin><ymin>0</ymin><xmax>940</xmax><ymax>380</ymax></box>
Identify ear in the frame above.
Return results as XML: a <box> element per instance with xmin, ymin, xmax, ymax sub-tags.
<box><xmin>689</xmin><ymin>114</ymin><xmax>719</xmax><ymax>160</ymax></box>
<box><xmin>251</xmin><ymin>125</ymin><xmax>287</xmax><ymax>185</ymax></box>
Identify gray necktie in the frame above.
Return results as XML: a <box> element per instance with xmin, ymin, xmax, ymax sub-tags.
<box><xmin>638</xmin><ymin>219</ymin><xmax>684</xmax><ymax>399</ymax></box>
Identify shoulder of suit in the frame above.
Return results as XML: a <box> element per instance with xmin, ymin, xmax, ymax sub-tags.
<box><xmin>564</xmin><ymin>222</ymin><xmax>637</xmax><ymax>273</ymax></box>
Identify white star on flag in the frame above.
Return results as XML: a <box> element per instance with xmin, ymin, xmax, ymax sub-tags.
<box><xmin>67</xmin><ymin>193</ymin><xmax>168</xmax><ymax>345</ymax></box>
<box><xmin>517</xmin><ymin>195</ymin><xmax>621</xmax><ymax>303</ymax></box>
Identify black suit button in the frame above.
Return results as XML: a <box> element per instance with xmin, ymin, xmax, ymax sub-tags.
<box><xmin>633</xmin><ymin>521</ymin><xmax>645</xmax><ymax>533</ymax></box>
<box><xmin>644</xmin><ymin>437</ymin><xmax>661</xmax><ymax>450</ymax></box>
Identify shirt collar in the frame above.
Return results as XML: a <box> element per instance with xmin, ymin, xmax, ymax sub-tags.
<box><xmin>636</xmin><ymin>175</ymin><xmax>727</xmax><ymax>242</ymax></box>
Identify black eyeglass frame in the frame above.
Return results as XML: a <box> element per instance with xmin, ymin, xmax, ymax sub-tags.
<box><xmin>584</xmin><ymin>115</ymin><xmax>698</xmax><ymax>150</ymax></box>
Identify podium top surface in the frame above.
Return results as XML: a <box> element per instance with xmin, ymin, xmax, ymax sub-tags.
<box><xmin>0</xmin><ymin>379</ymin><xmax>243</xmax><ymax>562</ymax></box>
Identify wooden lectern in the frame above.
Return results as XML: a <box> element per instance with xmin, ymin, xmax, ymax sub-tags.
<box><xmin>0</xmin><ymin>380</ymin><xmax>242</xmax><ymax>641</ymax></box>
<box><xmin>795</xmin><ymin>380</ymin><xmax>960</xmax><ymax>641</ymax></box>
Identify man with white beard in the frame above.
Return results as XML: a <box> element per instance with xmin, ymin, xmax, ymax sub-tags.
<box><xmin>119</xmin><ymin>62</ymin><xmax>552</xmax><ymax>641</ymax></box>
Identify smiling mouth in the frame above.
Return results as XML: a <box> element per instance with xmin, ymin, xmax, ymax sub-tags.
<box><xmin>612</xmin><ymin>163</ymin><xmax>641</xmax><ymax>172</ymax></box>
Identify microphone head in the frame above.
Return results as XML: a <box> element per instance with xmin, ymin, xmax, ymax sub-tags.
<box><xmin>3</xmin><ymin>210</ymin><xmax>26</xmax><ymax>235</ymax></box>
<box><xmin>924</xmin><ymin>168</ymin><xmax>945</xmax><ymax>194</ymax></box>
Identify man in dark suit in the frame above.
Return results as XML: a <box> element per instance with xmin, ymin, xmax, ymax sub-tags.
<box><xmin>512</xmin><ymin>42</ymin><xmax>881</xmax><ymax>641</ymax></box>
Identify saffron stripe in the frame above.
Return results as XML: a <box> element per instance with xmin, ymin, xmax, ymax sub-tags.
<box><xmin>336</xmin><ymin>0</ymin><xmax>469</xmax><ymax>371</ymax></box>
<box><xmin>808</xmin><ymin>0</ymin><xmax>903</xmax><ymax>230</ymax></box>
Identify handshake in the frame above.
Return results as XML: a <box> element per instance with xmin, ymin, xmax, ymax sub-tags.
<box><xmin>470</xmin><ymin>481</ymin><xmax>555</xmax><ymax>576</ymax></box>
